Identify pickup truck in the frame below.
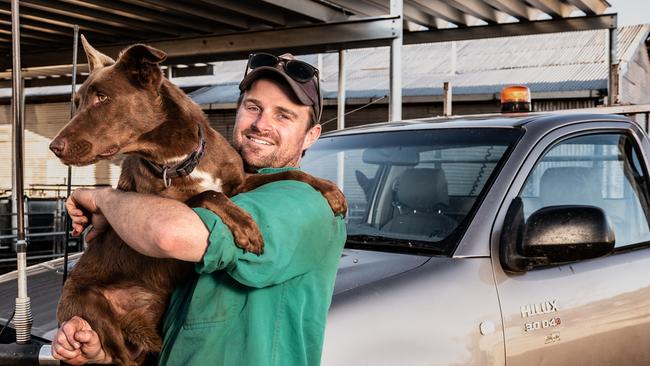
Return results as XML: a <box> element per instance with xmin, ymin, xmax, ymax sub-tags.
<box><xmin>1</xmin><ymin>112</ymin><xmax>649</xmax><ymax>365</ymax></box>
<box><xmin>303</xmin><ymin>112</ymin><xmax>650</xmax><ymax>365</ymax></box>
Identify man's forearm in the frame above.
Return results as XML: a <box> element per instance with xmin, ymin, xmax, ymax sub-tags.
<box><xmin>95</xmin><ymin>189</ymin><xmax>209</xmax><ymax>262</ymax></box>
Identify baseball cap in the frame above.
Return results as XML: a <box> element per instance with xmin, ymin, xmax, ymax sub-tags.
<box><xmin>239</xmin><ymin>53</ymin><xmax>322</xmax><ymax>124</ymax></box>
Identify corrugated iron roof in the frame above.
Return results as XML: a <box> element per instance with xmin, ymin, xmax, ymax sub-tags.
<box><xmin>188</xmin><ymin>24</ymin><xmax>649</xmax><ymax>103</ymax></box>
<box><xmin>3</xmin><ymin>24</ymin><xmax>645</xmax><ymax>102</ymax></box>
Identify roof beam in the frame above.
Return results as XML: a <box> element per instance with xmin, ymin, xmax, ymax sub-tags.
<box><xmin>196</xmin><ymin>0</ymin><xmax>287</xmax><ymax>27</ymax></box>
<box><xmin>8</xmin><ymin>16</ymin><xmax>399</xmax><ymax>69</ymax></box>
<box><xmin>358</xmin><ymin>0</ymin><xmax>449</xmax><ymax>27</ymax></box>
<box><xmin>564</xmin><ymin>0</ymin><xmax>609</xmax><ymax>15</ymax></box>
<box><xmin>394</xmin><ymin>4</ymin><xmax>439</xmax><ymax>28</ymax></box>
<box><xmin>324</xmin><ymin>0</ymin><xmax>384</xmax><ymax>17</ymax></box>
<box><xmin>445</xmin><ymin>0</ymin><xmax>503</xmax><ymax>24</ymax></box>
<box><xmin>0</xmin><ymin>26</ymin><xmax>69</xmax><ymax>44</ymax></box>
<box><xmin>525</xmin><ymin>0</ymin><xmax>573</xmax><ymax>18</ymax></box>
<box><xmin>0</xmin><ymin>3</ymin><xmax>139</xmax><ymax>39</ymax></box>
<box><xmin>126</xmin><ymin>0</ymin><xmax>249</xmax><ymax>30</ymax></box>
<box><xmin>62</xmin><ymin>0</ymin><xmax>221</xmax><ymax>34</ymax></box>
<box><xmin>0</xmin><ymin>32</ymin><xmax>41</xmax><ymax>46</ymax></box>
<box><xmin>259</xmin><ymin>0</ymin><xmax>349</xmax><ymax>22</ymax></box>
<box><xmin>405</xmin><ymin>13</ymin><xmax>616</xmax><ymax>44</ymax></box>
<box><xmin>482</xmin><ymin>0</ymin><xmax>538</xmax><ymax>21</ymax></box>
<box><xmin>0</xmin><ymin>12</ymin><xmax>101</xmax><ymax>40</ymax></box>
<box><xmin>9</xmin><ymin>0</ymin><xmax>180</xmax><ymax>37</ymax></box>
<box><xmin>0</xmin><ymin>14</ymin><xmax>65</xmax><ymax>37</ymax></box>
<box><xmin>410</xmin><ymin>0</ymin><xmax>469</xmax><ymax>26</ymax></box>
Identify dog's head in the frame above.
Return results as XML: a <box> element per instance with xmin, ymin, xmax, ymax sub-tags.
<box><xmin>50</xmin><ymin>36</ymin><xmax>167</xmax><ymax>166</ymax></box>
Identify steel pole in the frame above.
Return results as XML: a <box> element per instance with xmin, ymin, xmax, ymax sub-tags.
<box><xmin>337</xmin><ymin>50</ymin><xmax>346</xmax><ymax>130</ymax></box>
<box><xmin>336</xmin><ymin>50</ymin><xmax>347</xmax><ymax>192</ymax></box>
<box><xmin>607</xmin><ymin>25</ymin><xmax>619</xmax><ymax>106</ymax></box>
<box><xmin>443</xmin><ymin>82</ymin><xmax>452</xmax><ymax>117</ymax></box>
<box><xmin>389</xmin><ymin>0</ymin><xmax>403</xmax><ymax>122</ymax></box>
<box><xmin>11</xmin><ymin>0</ymin><xmax>33</xmax><ymax>345</ymax></box>
<box><xmin>63</xmin><ymin>25</ymin><xmax>79</xmax><ymax>285</ymax></box>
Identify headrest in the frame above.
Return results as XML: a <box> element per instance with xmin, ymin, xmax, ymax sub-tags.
<box><xmin>395</xmin><ymin>168</ymin><xmax>449</xmax><ymax>211</ymax></box>
<box><xmin>540</xmin><ymin>167</ymin><xmax>602</xmax><ymax>207</ymax></box>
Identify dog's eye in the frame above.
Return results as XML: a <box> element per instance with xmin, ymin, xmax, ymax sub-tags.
<box><xmin>97</xmin><ymin>93</ymin><xmax>108</xmax><ymax>103</ymax></box>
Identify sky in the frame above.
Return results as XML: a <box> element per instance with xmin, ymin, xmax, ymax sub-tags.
<box><xmin>607</xmin><ymin>0</ymin><xmax>650</xmax><ymax>26</ymax></box>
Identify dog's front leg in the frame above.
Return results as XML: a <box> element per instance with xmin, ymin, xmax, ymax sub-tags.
<box><xmin>240</xmin><ymin>171</ymin><xmax>348</xmax><ymax>216</ymax></box>
<box><xmin>186</xmin><ymin>191</ymin><xmax>264</xmax><ymax>255</ymax></box>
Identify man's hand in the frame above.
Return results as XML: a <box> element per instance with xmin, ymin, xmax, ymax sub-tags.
<box><xmin>66</xmin><ymin>188</ymin><xmax>110</xmax><ymax>242</ymax></box>
<box><xmin>51</xmin><ymin>316</ymin><xmax>112</xmax><ymax>365</ymax></box>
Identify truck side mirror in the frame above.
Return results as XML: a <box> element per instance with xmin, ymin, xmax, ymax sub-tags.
<box><xmin>500</xmin><ymin>198</ymin><xmax>615</xmax><ymax>272</ymax></box>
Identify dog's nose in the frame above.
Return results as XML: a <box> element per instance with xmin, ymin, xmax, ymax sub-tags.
<box><xmin>49</xmin><ymin>138</ymin><xmax>66</xmax><ymax>157</ymax></box>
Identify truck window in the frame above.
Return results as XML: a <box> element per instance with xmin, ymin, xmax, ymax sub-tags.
<box><xmin>519</xmin><ymin>133</ymin><xmax>650</xmax><ymax>248</ymax></box>
<box><xmin>302</xmin><ymin>128</ymin><xmax>521</xmax><ymax>254</ymax></box>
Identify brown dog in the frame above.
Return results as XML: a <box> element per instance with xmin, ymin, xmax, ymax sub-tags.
<box><xmin>49</xmin><ymin>36</ymin><xmax>346</xmax><ymax>365</ymax></box>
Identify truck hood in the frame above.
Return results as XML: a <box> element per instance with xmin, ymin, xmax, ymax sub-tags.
<box><xmin>333</xmin><ymin>249</ymin><xmax>430</xmax><ymax>297</ymax></box>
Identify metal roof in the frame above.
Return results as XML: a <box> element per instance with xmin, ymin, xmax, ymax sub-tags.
<box><xmin>4</xmin><ymin>23</ymin><xmax>645</xmax><ymax>103</ymax></box>
<box><xmin>0</xmin><ymin>0</ymin><xmax>613</xmax><ymax>73</ymax></box>
<box><xmin>185</xmin><ymin>24</ymin><xmax>649</xmax><ymax>105</ymax></box>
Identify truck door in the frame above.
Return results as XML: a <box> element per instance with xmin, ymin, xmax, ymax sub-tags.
<box><xmin>492</xmin><ymin>126</ymin><xmax>650</xmax><ymax>365</ymax></box>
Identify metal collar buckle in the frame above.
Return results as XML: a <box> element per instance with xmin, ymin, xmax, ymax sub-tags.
<box><xmin>162</xmin><ymin>167</ymin><xmax>172</xmax><ymax>188</ymax></box>
<box><xmin>142</xmin><ymin>125</ymin><xmax>206</xmax><ymax>188</ymax></box>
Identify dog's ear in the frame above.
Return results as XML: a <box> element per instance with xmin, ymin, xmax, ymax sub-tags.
<box><xmin>116</xmin><ymin>44</ymin><xmax>167</xmax><ymax>89</ymax></box>
<box><xmin>81</xmin><ymin>35</ymin><xmax>115</xmax><ymax>73</ymax></box>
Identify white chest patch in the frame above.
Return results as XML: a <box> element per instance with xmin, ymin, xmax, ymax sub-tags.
<box><xmin>190</xmin><ymin>169</ymin><xmax>223</xmax><ymax>192</ymax></box>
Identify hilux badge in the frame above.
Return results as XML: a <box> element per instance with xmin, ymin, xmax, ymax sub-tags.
<box><xmin>521</xmin><ymin>300</ymin><xmax>558</xmax><ymax>318</ymax></box>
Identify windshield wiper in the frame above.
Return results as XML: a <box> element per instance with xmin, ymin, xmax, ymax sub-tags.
<box><xmin>346</xmin><ymin>234</ymin><xmax>446</xmax><ymax>254</ymax></box>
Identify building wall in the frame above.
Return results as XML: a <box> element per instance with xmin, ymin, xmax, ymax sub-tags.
<box><xmin>0</xmin><ymin>102</ymin><xmax>120</xmax><ymax>196</ymax></box>
<box><xmin>621</xmin><ymin>43</ymin><xmax>650</xmax><ymax>105</ymax></box>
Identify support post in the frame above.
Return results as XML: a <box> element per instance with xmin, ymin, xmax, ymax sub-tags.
<box><xmin>336</xmin><ymin>50</ymin><xmax>346</xmax><ymax>192</ymax></box>
<box><xmin>443</xmin><ymin>82</ymin><xmax>452</xmax><ymax>117</ymax></box>
<box><xmin>11</xmin><ymin>0</ymin><xmax>33</xmax><ymax>345</ymax></box>
<box><xmin>607</xmin><ymin>26</ymin><xmax>619</xmax><ymax>106</ymax></box>
<box><xmin>337</xmin><ymin>50</ymin><xmax>346</xmax><ymax>130</ymax></box>
<box><xmin>389</xmin><ymin>0</ymin><xmax>403</xmax><ymax>122</ymax></box>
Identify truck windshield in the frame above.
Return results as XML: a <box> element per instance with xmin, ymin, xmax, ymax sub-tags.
<box><xmin>302</xmin><ymin>127</ymin><xmax>522</xmax><ymax>254</ymax></box>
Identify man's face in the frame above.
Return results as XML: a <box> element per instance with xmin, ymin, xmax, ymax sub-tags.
<box><xmin>233</xmin><ymin>78</ymin><xmax>321</xmax><ymax>171</ymax></box>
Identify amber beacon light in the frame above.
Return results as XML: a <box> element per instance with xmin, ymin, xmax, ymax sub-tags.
<box><xmin>500</xmin><ymin>85</ymin><xmax>531</xmax><ymax>113</ymax></box>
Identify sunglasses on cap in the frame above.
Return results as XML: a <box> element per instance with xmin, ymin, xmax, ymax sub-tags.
<box><xmin>245</xmin><ymin>52</ymin><xmax>319</xmax><ymax>83</ymax></box>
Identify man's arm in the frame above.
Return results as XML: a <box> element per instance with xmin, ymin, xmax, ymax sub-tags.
<box><xmin>195</xmin><ymin>180</ymin><xmax>346</xmax><ymax>288</ymax></box>
<box><xmin>69</xmin><ymin>188</ymin><xmax>209</xmax><ymax>262</ymax></box>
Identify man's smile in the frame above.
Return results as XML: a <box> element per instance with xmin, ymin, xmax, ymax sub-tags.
<box><xmin>247</xmin><ymin>135</ymin><xmax>274</xmax><ymax>146</ymax></box>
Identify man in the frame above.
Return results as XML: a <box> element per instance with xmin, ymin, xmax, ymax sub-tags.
<box><xmin>51</xmin><ymin>53</ymin><xmax>346</xmax><ymax>365</ymax></box>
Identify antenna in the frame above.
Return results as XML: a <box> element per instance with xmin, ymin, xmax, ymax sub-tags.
<box><xmin>10</xmin><ymin>0</ymin><xmax>33</xmax><ymax>346</ymax></box>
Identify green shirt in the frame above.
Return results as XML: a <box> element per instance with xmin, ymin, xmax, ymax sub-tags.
<box><xmin>158</xmin><ymin>168</ymin><xmax>346</xmax><ymax>366</ymax></box>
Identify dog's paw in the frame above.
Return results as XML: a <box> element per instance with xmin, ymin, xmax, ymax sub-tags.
<box><xmin>324</xmin><ymin>187</ymin><xmax>348</xmax><ymax>217</ymax></box>
<box><xmin>186</xmin><ymin>190</ymin><xmax>265</xmax><ymax>255</ymax></box>
<box><xmin>313</xmin><ymin>180</ymin><xmax>348</xmax><ymax>217</ymax></box>
<box><xmin>231</xmin><ymin>222</ymin><xmax>264</xmax><ymax>256</ymax></box>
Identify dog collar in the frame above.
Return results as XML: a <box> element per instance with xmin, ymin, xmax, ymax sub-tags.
<box><xmin>143</xmin><ymin>125</ymin><xmax>207</xmax><ymax>187</ymax></box>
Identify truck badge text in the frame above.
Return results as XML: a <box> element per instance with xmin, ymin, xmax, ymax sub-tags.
<box><xmin>521</xmin><ymin>300</ymin><xmax>558</xmax><ymax>318</ymax></box>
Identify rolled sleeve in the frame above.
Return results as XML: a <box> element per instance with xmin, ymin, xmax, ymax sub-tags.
<box><xmin>192</xmin><ymin>207</ymin><xmax>241</xmax><ymax>274</ymax></box>
<box><xmin>190</xmin><ymin>179</ymin><xmax>344</xmax><ymax>288</ymax></box>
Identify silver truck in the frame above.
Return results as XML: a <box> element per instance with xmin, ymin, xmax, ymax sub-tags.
<box><xmin>305</xmin><ymin>112</ymin><xmax>650</xmax><ymax>365</ymax></box>
<box><xmin>1</xmin><ymin>112</ymin><xmax>649</xmax><ymax>365</ymax></box>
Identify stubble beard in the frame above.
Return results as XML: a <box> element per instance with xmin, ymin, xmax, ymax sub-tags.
<box><xmin>233</xmin><ymin>134</ymin><xmax>279</xmax><ymax>172</ymax></box>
